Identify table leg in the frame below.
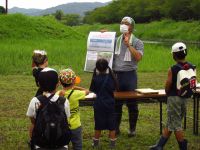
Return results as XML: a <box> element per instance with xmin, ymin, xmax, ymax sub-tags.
<box><xmin>197</xmin><ymin>96</ymin><xmax>199</xmax><ymax>135</ymax></box>
<box><xmin>193</xmin><ymin>96</ymin><xmax>196</xmax><ymax>134</ymax></box>
<box><xmin>160</xmin><ymin>100</ymin><xmax>162</xmax><ymax>135</ymax></box>
<box><xmin>184</xmin><ymin>112</ymin><xmax>186</xmax><ymax>130</ymax></box>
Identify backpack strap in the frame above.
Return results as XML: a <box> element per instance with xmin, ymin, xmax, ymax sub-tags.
<box><xmin>56</xmin><ymin>96</ymin><xmax>68</xmax><ymax>119</ymax></box>
<box><xmin>37</xmin><ymin>94</ymin><xmax>55</xmax><ymax>106</ymax></box>
<box><xmin>35</xmin><ymin>94</ymin><xmax>55</xmax><ymax>119</ymax></box>
<box><xmin>56</xmin><ymin>96</ymin><xmax>66</xmax><ymax>105</ymax></box>
<box><xmin>176</xmin><ymin>62</ymin><xmax>196</xmax><ymax>71</ymax></box>
<box><xmin>176</xmin><ymin>63</ymin><xmax>183</xmax><ymax>68</ymax></box>
<box><xmin>67</xmin><ymin>89</ymin><xmax>74</xmax><ymax>100</ymax></box>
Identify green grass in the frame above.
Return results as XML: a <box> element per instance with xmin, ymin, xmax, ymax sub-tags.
<box><xmin>0</xmin><ymin>73</ymin><xmax>200</xmax><ymax>150</ymax></box>
<box><xmin>139</xmin><ymin>44</ymin><xmax>200</xmax><ymax>72</ymax></box>
<box><xmin>74</xmin><ymin>19</ymin><xmax>200</xmax><ymax>42</ymax></box>
<box><xmin>136</xmin><ymin>20</ymin><xmax>200</xmax><ymax>42</ymax></box>
<box><xmin>0</xmin><ymin>39</ymin><xmax>87</xmax><ymax>75</ymax></box>
<box><xmin>0</xmin><ymin>14</ymin><xmax>84</xmax><ymax>40</ymax></box>
<box><xmin>0</xmin><ymin>39</ymin><xmax>199</xmax><ymax>75</ymax></box>
<box><xmin>0</xmin><ymin>14</ymin><xmax>199</xmax><ymax>75</ymax></box>
<box><xmin>1</xmin><ymin>14</ymin><xmax>200</xmax><ymax>41</ymax></box>
<box><xmin>0</xmin><ymin>14</ymin><xmax>200</xmax><ymax>149</ymax></box>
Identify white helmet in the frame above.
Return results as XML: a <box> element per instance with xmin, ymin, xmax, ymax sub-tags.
<box><xmin>171</xmin><ymin>42</ymin><xmax>187</xmax><ymax>53</ymax></box>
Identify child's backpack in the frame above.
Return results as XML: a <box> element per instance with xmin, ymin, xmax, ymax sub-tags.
<box><xmin>32</xmin><ymin>94</ymin><xmax>71</xmax><ymax>149</ymax></box>
<box><xmin>176</xmin><ymin>63</ymin><xmax>196</xmax><ymax>98</ymax></box>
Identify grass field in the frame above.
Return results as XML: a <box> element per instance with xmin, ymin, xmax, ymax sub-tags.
<box><xmin>0</xmin><ymin>14</ymin><xmax>200</xmax><ymax>75</ymax></box>
<box><xmin>0</xmin><ymin>39</ymin><xmax>200</xmax><ymax>75</ymax></box>
<box><xmin>74</xmin><ymin>19</ymin><xmax>200</xmax><ymax>42</ymax></box>
<box><xmin>0</xmin><ymin>73</ymin><xmax>200</xmax><ymax>150</ymax></box>
<box><xmin>0</xmin><ymin>14</ymin><xmax>200</xmax><ymax>150</ymax></box>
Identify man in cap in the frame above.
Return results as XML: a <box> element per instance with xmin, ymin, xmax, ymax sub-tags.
<box><xmin>113</xmin><ymin>16</ymin><xmax>144</xmax><ymax>137</ymax></box>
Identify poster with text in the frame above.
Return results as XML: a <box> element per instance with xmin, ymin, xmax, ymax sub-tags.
<box><xmin>84</xmin><ymin>51</ymin><xmax>114</xmax><ymax>72</ymax></box>
<box><xmin>84</xmin><ymin>31</ymin><xmax>116</xmax><ymax>72</ymax></box>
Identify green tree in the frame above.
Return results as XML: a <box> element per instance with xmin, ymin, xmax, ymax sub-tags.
<box><xmin>63</xmin><ymin>14</ymin><xmax>81</xmax><ymax>26</ymax></box>
<box><xmin>54</xmin><ymin>10</ymin><xmax>64</xmax><ymax>20</ymax></box>
<box><xmin>83</xmin><ymin>7</ymin><xmax>108</xmax><ymax>24</ymax></box>
<box><xmin>0</xmin><ymin>6</ymin><xmax>6</xmax><ymax>14</ymax></box>
<box><xmin>190</xmin><ymin>0</ymin><xmax>200</xmax><ymax>20</ymax></box>
<box><xmin>145</xmin><ymin>0</ymin><xmax>164</xmax><ymax>21</ymax></box>
<box><xmin>83</xmin><ymin>0</ymin><xmax>200</xmax><ymax>23</ymax></box>
<box><xmin>105</xmin><ymin>0</ymin><xmax>121</xmax><ymax>23</ymax></box>
<box><xmin>162</xmin><ymin>0</ymin><xmax>194</xmax><ymax>20</ymax></box>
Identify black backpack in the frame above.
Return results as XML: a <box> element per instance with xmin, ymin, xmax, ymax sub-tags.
<box><xmin>32</xmin><ymin>94</ymin><xmax>71</xmax><ymax>149</ymax></box>
<box><xmin>176</xmin><ymin>63</ymin><xmax>197</xmax><ymax>98</ymax></box>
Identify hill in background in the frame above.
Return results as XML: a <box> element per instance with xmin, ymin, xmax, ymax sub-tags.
<box><xmin>8</xmin><ymin>2</ymin><xmax>108</xmax><ymax>16</ymax></box>
<box><xmin>1</xmin><ymin>14</ymin><xmax>200</xmax><ymax>42</ymax></box>
<box><xmin>8</xmin><ymin>7</ymin><xmax>42</xmax><ymax>15</ymax></box>
<box><xmin>0</xmin><ymin>14</ymin><xmax>84</xmax><ymax>40</ymax></box>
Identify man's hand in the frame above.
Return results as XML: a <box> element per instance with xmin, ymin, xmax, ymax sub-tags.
<box><xmin>100</xmin><ymin>29</ymin><xmax>108</xmax><ymax>33</ymax></box>
<box><xmin>123</xmin><ymin>33</ymin><xmax>130</xmax><ymax>47</ymax></box>
<box><xmin>123</xmin><ymin>33</ymin><xmax>142</xmax><ymax>62</ymax></box>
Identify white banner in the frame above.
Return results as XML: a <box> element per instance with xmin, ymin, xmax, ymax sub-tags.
<box><xmin>84</xmin><ymin>31</ymin><xmax>116</xmax><ymax>72</ymax></box>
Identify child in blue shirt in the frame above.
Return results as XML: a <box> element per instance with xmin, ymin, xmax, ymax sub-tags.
<box><xmin>90</xmin><ymin>58</ymin><xmax>118</xmax><ymax>149</ymax></box>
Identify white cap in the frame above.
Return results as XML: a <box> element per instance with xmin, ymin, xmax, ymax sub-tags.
<box><xmin>171</xmin><ymin>42</ymin><xmax>187</xmax><ymax>53</ymax></box>
<box><xmin>121</xmin><ymin>16</ymin><xmax>135</xmax><ymax>26</ymax></box>
<box><xmin>33</xmin><ymin>50</ymin><xmax>47</xmax><ymax>55</ymax></box>
<box><xmin>41</xmin><ymin>67</ymin><xmax>57</xmax><ymax>73</ymax></box>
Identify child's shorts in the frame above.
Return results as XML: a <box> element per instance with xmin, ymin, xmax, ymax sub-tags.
<box><xmin>166</xmin><ymin>96</ymin><xmax>189</xmax><ymax>131</ymax></box>
<box><xmin>94</xmin><ymin>110</ymin><xmax>115</xmax><ymax>130</ymax></box>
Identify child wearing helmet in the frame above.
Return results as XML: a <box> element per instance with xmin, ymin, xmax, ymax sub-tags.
<box><xmin>90</xmin><ymin>58</ymin><xmax>119</xmax><ymax>149</ymax></box>
<box><xmin>32</xmin><ymin>50</ymin><xmax>48</xmax><ymax>96</ymax></box>
<box><xmin>57</xmin><ymin>68</ymin><xmax>89</xmax><ymax>150</ymax></box>
<box><xmin>150</xmin><ymin>42</ymin><xmax>196</xmax><ymax>150</ymax></box>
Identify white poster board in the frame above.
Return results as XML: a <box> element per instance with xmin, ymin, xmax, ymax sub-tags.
<box><xmin>84</xmin><ymin>31</ymin><xmax>116</xmax><ymax>72</ymax></box>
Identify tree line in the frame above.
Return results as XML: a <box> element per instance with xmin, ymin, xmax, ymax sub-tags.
<box><xmin>53</xmin><ymin>10</ymin><xmax>81</xmax><ymax>26</ymax></box>
<box><xmin>1</xmin><ymin>0</ymin><xmax>200</xmax><ymax>26</ymax></box>
<box><xmin>0</xmin><ymin>7</ymin><xmax>81</xmax><ymax>26</ymax></box>
<box><xmin>0</xmin><ymin>6</ymin><xmax>6</xmax><ymax>14</ymax></box>
<box><xmin>83</xmin><ymin>0</ymin><xmax>200</xmax><ymax>24</ymax></box>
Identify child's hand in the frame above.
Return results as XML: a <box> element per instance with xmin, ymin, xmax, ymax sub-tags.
<box><xmin>59</xmin><ymin>90</ymin><xmax>65</xmax><ymax>97</ymax></box>
<box><xmin>85</xmin><ymin>90</ymin><xmax>90</xmax><ymax>95</ymax></box>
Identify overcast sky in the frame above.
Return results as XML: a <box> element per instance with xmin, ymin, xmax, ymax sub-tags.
<box><xmin>0</xmin><ymin>0</ymin><xmax>111</xmax><ymax>9</ymax></box>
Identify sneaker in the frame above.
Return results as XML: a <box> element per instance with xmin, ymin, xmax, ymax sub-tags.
<box><xmin>128</xmin><ymin>130</ymin><xmax>136</xmax><ymax>137</ymax></box>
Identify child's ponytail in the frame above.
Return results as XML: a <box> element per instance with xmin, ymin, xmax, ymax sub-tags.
<box><xmin>108</xmin><ymin>67</ymin><xmax>119</xmax><ymax>91</ymax></box>
<box><xmin>89</xmin><ymin>67</ymin><xmax>97</xmax><ymax>92</ymax></box>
